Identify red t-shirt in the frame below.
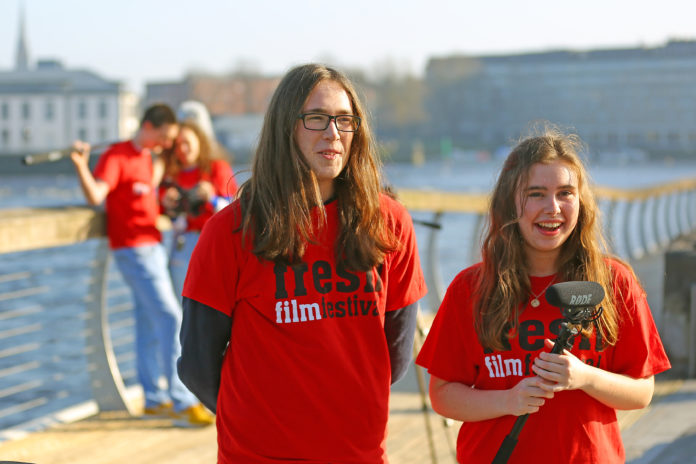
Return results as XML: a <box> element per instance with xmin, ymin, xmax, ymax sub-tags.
<box><xmin>93</xmin><ymin>141</ymin><xmax>161</xmax><ymax>249</ymax></box>
<box><xmin>183</xmin><ymin>194</ymin><xmax>427</xmax><ymax>463</ymax></box>
<box><xmin>416</xmin><ymin>260</ymin><xmax>671</xmax><ymax>464</ymax></box>
<box><xmin>161</xmin><ymin>159</ymin><xmax>237</xmax><ymax>231</ymax></box>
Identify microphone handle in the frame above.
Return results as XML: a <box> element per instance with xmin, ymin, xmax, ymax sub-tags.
<box><xmin>491</xmin><ymin>414</ymin><xmax>529</xmax><ymax>463</ymax></box>
<box><xmin>491</xmin><ymin>321</ymin><xmax>577</xmax><ymax>464</ymax></box>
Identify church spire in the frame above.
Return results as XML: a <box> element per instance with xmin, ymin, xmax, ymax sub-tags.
<box><xmin>15</xmin><ymin>3</ymin><xmax>29</xmax><ymax>71</ymax></box>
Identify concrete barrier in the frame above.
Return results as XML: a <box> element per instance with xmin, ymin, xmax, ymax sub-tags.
<box><xmin>663</xmin><ymin>236</ymin><xmax>696</xmax><ymax>377</ymax></box>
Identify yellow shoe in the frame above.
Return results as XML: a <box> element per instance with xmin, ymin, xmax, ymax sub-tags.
<box><xmin>143</xmin><ymin>402</ymin><xmax>173</xmax><ymax>417</ymax></box>
<box><xmin>172</xmin><ymin>403</ymin><xmax>215</xmax><ymax>427</ymax></box>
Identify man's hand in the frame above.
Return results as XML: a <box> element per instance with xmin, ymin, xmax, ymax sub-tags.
<box><xmin>70</xmin><ymin>139</ymin><xmax>108</xmax><ymax>206</ymax></box>
<box><xmin>70</xmin><ymin>140</ymin><xmax>91</xmax><ymax>168</ymax></box>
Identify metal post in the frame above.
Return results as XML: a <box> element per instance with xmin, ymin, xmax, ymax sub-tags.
<box><xmin>413</xmin><ymin>321</ymin><xmax>438</xmax><ymax>464</ymax></box>
<box><xmin>636</xmin><ymin>198</ymin><xmax>651</xmax><ymax>258</ymax></box>
<box><xmin>84</xmin><ymin>239</ymin><xmax>136</xmax><ymax>414</ymax></box>
<box><xmin>647</xmin><ymin>195</ymin><xmax>661</xmax><ymax>255</ymax></box>
<box><xmin>658</xmin><ymin>194</ymin><xmax>671</xmax><ymax>248</ymax></box>
<box><xmin>603</xmin><ymin>198</ymin><xmax>619</xmax><ymax>254</ymax></box>
<box><xmin>623</xmin><ymin>199</ymin><xmax>641</xmax><ymax>260</ymax></box>
<box><xmin>690</xmin><ymin>284</ymin><xmax>696</xmax><ymax>379</ymax></box>
<box><xmin>469</xmin><ymin>213</ymin><xmax>484</xmax><ymax>266</ymax></box>
<box><xmin>425</xmin><ymin>211</ymin><xmax>445</xmax><ymax>312</ymax></box>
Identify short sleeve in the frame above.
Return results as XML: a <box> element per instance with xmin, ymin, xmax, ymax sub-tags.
<box><xmin>182</xmin><ymin>203</ymin><xmax>241</xmax><ymax>316</ymax></box>
<box><xmin>606</xmin><ymin>260</ymin><xmax>671</xmax><ymax>378</ymax></box>
<box><xmin>382</xmin><ymin>196</ymin><xmax>427</xmax><ymax>312</ymax></box>
<box><xmin>93</xmin><ymin>149</ymin><xmax>120</xmax><ymax>191</ymax></box>
<box><xmin>416</xmin><ymin>267</ymin><xmax>480</xmax><ymax>384</ymax></box>
<box><xmin>211</xmin><ymin>160</ymin><xmax>237</xmax><ymax>198</ymax></box>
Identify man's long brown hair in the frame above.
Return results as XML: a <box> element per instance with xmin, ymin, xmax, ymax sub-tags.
<box><xmin>475</xmin><ymin>126</ymin><xmax>622</xmax><ymax>351</ymax></box>
<box><xmin>238</xmin><ymin>63</ymin><xmax>397</xmax><ymax>271</ymax></box>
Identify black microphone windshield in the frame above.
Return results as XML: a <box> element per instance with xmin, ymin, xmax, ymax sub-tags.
<box><xmin>545</xmin><ymin>281</ymin><xmax>605</xmax><ymax>308</ymax></box>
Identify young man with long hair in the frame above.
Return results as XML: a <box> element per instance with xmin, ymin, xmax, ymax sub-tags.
<box><xmin>177</xmin><ymin>64</ymin><xmax>426</xmax><ymax>463</ymax></box>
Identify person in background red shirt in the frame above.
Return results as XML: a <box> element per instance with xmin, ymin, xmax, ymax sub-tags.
<box><xmin>159</xmin><ymin>119</ymin><xmax>238</xmax><ymax>298</ymax></box>
<box><xmin>69</xmin><ymin>104</ymin><xmax>214</xmax><ymax>427</ymax></box>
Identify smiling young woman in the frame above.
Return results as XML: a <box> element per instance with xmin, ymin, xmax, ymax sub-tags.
<box><xmin>515</xmin><ymin>160</ymin><xmax>580</xmax><ymax>276</ymax></box>
<box><xmin>416</xmin><ymin>126</ymin><xmax>670</xmax><ymax>464</ymax></box>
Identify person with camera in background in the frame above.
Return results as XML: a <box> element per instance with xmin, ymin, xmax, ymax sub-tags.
<box><xmin>177</xmin><ymin>63</ymin><xmax>427</xmax><ymax>463</ymax></box>
<box><xmin>69</xmin><ymin>104</ymin><xmax>214</xmax><ymax>427</ymax></box>
<box><xmin>159</xmin><ymin>119</ymin><xmax>237</xmax><ymax>298</ymax></box>
<box><xmin>416</xmin><ymin>126</ymin><xmax>670</xmax><ymax>463</ymax></box>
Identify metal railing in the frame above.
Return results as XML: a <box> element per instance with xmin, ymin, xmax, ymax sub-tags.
<box><xmin>1</xmin><ymin>179</ymin><xmax>695</xmax><ymax>440</ymax></box>
<box><xmin>400</xmin><ymin>180</ymin><xmax>696</xmax><ymax>310</ymax></box>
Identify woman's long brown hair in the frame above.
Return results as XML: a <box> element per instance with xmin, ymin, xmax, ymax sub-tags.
<box><xmin>475</xmin><ymin>126</ymin><xmax>622</xmax><ymax>351</ymax></box>
<box><xmin>238</xmin><ymin>63</ymin><xmax>397</xmax><ymax>271</ymax></box>
<box><xmin>162</xmin><ymin>120</ymin><xmax>215</xmax><ymax>179</ymax></box>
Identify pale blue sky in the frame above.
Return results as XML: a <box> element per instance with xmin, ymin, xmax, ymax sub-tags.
<box><xmin>2</xmin><ymin>0</ymin><xmax>695</xmax><ymax>95</ymax></box>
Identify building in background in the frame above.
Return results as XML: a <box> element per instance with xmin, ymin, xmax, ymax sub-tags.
<box><xmin>426</xmin><ymin>40</ymin><xmax>696</xmax><ymax>159</ymax></box>
<box><xmin>0</xmin><ymin>10</ymin><xmax>139</xmax><ymax>157</ymax></box>
<box><xmin>145</xmin><ymin>73</ymin><xmax>280</xmax><ymax>160</ymax></box>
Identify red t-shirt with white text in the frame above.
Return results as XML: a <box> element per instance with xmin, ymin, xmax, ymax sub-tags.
<box><xmin>93</xmin><ymin>141</ymin><xmax>160</xmax><ymax>249</ymax></box>
<box><xmin>184</xmin><ymin>194</ymin><xmax>427</xmax><ymax>463</ymax></box>
<box><xmin>416</xmin><ymin>260</ymin><xmax>670</xmax><ymax>464</ymax></box>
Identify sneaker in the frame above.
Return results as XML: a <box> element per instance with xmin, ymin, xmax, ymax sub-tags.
<box><xmin>172</xmin><ymin>403</ymin><xmax>215</xmax><ymax>427</ymax></box>
<box><xmin>143</xmin><ymin>402</ymin><xmax>173</xmax><ymax>417</ymax></box>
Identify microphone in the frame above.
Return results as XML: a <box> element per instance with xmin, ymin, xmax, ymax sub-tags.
<box><xmin>545</xmin><ymin>281</ymin><xmax>605</xmax><ymax>308</ymax></box>
<box><xmin>491</xmin><ymin>280</ymin><xmax>605</xmax><ymax>464</ymax></box>
<box><xmin>546</xmin><ymin>281</ymin><xmax>604</xmax><ymax>325</ymax></box>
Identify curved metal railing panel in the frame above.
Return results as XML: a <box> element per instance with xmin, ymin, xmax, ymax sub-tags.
<box><xmin>400</xmin><ymin>179</ymin><xmax>696</xmax><ymax>307</ymax></box>
<box><xmin>0</xmin><ymin>244</ymin><xmax>94</xmax><ymax>437</ymax></box>
<box><xmin>0</xmin><ymin>239</ymin><xmax>139</xmax><ymax>440</ymax></box>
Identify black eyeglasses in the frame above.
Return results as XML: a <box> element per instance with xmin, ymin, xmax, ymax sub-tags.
<box><xmin>298</xmin><ymin>113</ymin><xmax>361</xmax><ymax>132</ymax></box>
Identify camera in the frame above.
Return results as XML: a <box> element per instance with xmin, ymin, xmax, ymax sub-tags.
<box><xmin>177</xmin><ymin>188</ymin><xmax>206</xmax><ymax>217</ymax></box>
<box><xmin>161</xmin><ymin>181</ymin><xmax>206</xmax><ymax>217</ymax></box>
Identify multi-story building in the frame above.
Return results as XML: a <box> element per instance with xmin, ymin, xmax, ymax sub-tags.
<box><xmin>0</xmin><ymin>12</ymin><xmax>138</xmax><ymax>156</ymax></box>
<box><xmin>145</xmin><ymin>74</ymin><xmax>280</xmax><ymax>159</ymax></box>
<box><xmin>426</xmin><ymin>40</ymin><xmax>696</xmax><ymax>158</ymax></box>
<box><xmin>144</xmin><ymin>73</ymin><xmax>280</xmax><ymax>116</ymax></box>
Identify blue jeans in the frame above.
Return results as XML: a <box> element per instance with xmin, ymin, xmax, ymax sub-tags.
<box><xmin>168</xmin><ymin>231</ymin><xmax>201</xmax><ymax>299</ymax></box>
<box><xmin>112</xmin><ymin>243</ymin><xmax>197</xmax><ymax>411</ymax></box>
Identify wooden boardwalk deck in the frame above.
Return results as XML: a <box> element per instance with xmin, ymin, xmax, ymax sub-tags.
<box><xmin>0</xmin><ymin>388</ymin><xmax>459</xmax><ymax>464</ymax></box>
<box><xmin>0</xmin><ymin>372</ymin><xmax>684</xmax><ymax>464</ymax></box>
